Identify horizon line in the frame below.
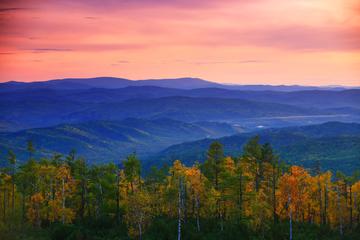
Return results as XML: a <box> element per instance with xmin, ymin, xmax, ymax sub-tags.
<box><xmin>1</xmin><ymin>76</ymin><xmax>360</xmax><ymax>88</ymax></box>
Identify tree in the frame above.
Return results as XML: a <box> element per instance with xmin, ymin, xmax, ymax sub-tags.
<box><xmin>125</xmin><ymin>190</ymin><xmax>152</xmax><ymax>240</ymax></box>
<box><xmin>123</xmin><ymin>153</ymin><xmax>141</xmax><ymax>193</ymax></box>
<box><xmin>202</xmin><ymin>142</ymin><xmax>225</xmax><ymax>230</ymax></box>
<box><xmin>277</xmin><ymin>166</ymin><xmax>312</xmax><ymax>238</ymax></box>
<box><xmin>185</xmin><ymin>164</ymin><xmax>207</xmax><ymax>232</ymax></box>
<box><xmin>27</xmin><ymin>193</ymin><xmax>44</xmax><ymax>227</ymax></box>
<box><xmin>16</xmin><ymin>158</ymin><xmax>38</xmax><ymax>222</ymax></box>
<box><xmin>346</xmin><ymin>171</ymin><xmax>359</xmax><ymax>229</ymax></box>
<box><xmin>261</xmin><ymin>143</ymin><xmax>280</xmax><ymax>224</ymax></box>
<box><xmin>122</xmin><ymin>157</ymin><xmax>151</xmax><ymax>239</ymax></box>
<box><xmin>71</xmin><ymin>157</ymin><xmax>88</xmax><ymax>220</ymax></box>
<box><xmin>167</xmin><ymin>160</ymin><xmax>187</xmax><ymax>239</ymax></box>
<box><xmin>243</xmin><ymin>136</ymin><xmax>263</xmax><ymax>192</ymax></box>
<box><xmin>0</xmin><ymin>172</ymin><xmax>11</xmax><ymax>224</ymax></box>
<box><xmin>8</xmin><ymin>150</ymin><xmax>16</xmax><ymax>217</ymax></box>
<box><xmin>235</xmin><ymin>157</ymin><xmax>245</xmax><ymax>220</ymax></box>
<box><xmin>203</xmin><ymin>141</ymin><xmax>224</xmax><ymax>191</ymax></box>
<box><xmin>27</xmin><ymin>140</ymin><xmax>35</xmax><ymax>161</ymax></box>
<box><xmin>57</xmin><ymin>164</ymin><xmax>76</xmax><ymax>224</ymax></box>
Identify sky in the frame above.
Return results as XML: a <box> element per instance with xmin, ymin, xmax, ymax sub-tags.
<box><xmin>0</xmin><ymin>0</ymin><xmax>359</xmax><ymax>86</ymax></box>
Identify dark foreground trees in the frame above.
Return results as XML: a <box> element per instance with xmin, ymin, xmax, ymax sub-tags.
<box><xmin>0</xmin><ymin>137</ymin><xmax>360</xmax><ymax>240</ymax></box>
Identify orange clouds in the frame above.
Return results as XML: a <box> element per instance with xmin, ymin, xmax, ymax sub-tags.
<box><xmin>0</xmin><ymin>0</ymin><xmax>359</xmax><ymax>86</ymax></box>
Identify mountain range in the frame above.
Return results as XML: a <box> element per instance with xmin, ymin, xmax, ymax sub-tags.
<box><xmin>1</xmin><ymin>83</ymin><xmax>359</xmax><ymax>131</ymax></box>
<box><xmin>2</xmin><ymin>86</ymin><xmax>359</xmax><ymax>108</ymax></box>
<box><xmin>1</xmin><ymin>94</ymin><xmax>338</xmax><ymax>132</ymax></box>
<box><xmin>1</xmin><ymin>77</ymin><xmax>358</xmax><ymax>92</ymax></box>
<box><xmin>0</xmin><ymin>77</ymin><xmax>359</xmax><ymax>174</ymax></box>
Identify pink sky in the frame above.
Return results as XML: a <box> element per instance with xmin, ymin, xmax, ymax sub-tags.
<box><xmin>0</xmin><ymin>0</ymin><xmax>359</xmax><ymax>85</ymax></box>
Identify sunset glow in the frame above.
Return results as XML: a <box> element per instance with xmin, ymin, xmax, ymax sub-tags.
<box><xmin>0</xmin><ymin>0</ymin><xmax>359</xmax><ymax>85</ymax></box>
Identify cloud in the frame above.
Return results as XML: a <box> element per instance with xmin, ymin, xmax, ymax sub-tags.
<box><xmin>84</xmin><ymin>16</ymin><xmax>99</xmax><ymax>20</ymax></box>
<box><xmin>191</xmin><ymin>60</ymin><xmax>267</xmax><ymax>65</ymax></box>
<box><xmin>53</xmin><ymin>0</ymin><xmax>228</xmax><ymax>9</ymax></box>
<box><xmin>111</xmin><ymin>60</ymin><xmax>130</xmax><ymax>66</ymax></box>
<box><xmin>19</xmin><ymin>43</ymin><xmax>146</xmax><ymax>53</ymax></box>
<box><xmin>28</xmin><ymin>48</ymin><xmax>73</xmax><ymax>53</ymax></box>
<box><xmin>0</xmin><ymin>8</ymin><xmax>27</xmax><ymax>12</ymax></box>
<box><xmin>0</xmin><ymin>0</ymin><xmax>259</xmax><ymax>13</ymax></box>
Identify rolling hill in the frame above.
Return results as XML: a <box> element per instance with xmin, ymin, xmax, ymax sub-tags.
<box><xmin>0</xmin><ymin>95</ymin><xmax>328</xmax><ymax>131</ymax></box>
<box><xmin>0</xmin><ymin>118</ymin><xmax>238</xmax><ymax>164</ymax></box>
<box><xmin>2</xmin><ymin>121</ymin><xmax>358</xmax><ymax>174</ymax></box>
<box><xmin>147</xmin><ymin>122</ymin><xmax>360</xmax><ymax>174</ymax></box>
<box><xmin>65</xmin><ymin>96</ymin><xmax>322</xmax><ymax>123</ymax></box>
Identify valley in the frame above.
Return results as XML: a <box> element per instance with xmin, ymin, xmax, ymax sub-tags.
<box><xmin>1</xmin><ymin>78</ymin><xmax>359</xmax><ymax>175</ymax></box>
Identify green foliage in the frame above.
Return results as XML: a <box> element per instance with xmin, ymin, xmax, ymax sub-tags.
<box><xmin>202</xmin><ymin>141</ymin><xmax>224</xmax><ymax>188</ymax></box>
<box><xmin>152</xmin><ymin>122</ymin><xmax>360</xmax><ymax>174</ymax></box>
<box><xmin>0</xmin><ymin>118</ymin><xmax>238</xmax><ymax>165</ymax></box>
<box><xmin>1</xmin><ymin>139</ymin><xmax>360</xmax><ymax>239</ymax></box>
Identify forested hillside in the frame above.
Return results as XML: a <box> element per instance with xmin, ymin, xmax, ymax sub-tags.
<box><xmin>0</xmin><ymin>118</ymin><xmax>238</xmax><ymax>164</ymax></box>
<box><xmin>1</xmin><ymin>122</ymin><xmax>358</xmax><ymax>174</ymax></box>
<box><xmin>1</xmin><ymin>138</ymin><xmax>359</xmax><ymax>239</ymax></box>
<box><xmin>149</xmin><ymin>122</ymin><xmax>360</xmax><ymax>174</ymax></box>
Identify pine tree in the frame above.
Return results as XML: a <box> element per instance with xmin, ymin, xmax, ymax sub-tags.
<box><xmin>8</xmin><ymin>150</ymin><xmax>16</xmax><ymax>218</ymax></box>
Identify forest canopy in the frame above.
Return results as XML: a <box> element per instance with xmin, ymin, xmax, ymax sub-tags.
<box><xmin>1</xmin><ymin>137</ymin><xmax>360</xmax><ymax>240</ymax></box>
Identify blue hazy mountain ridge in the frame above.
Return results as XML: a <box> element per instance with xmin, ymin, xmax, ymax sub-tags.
<box><xmin>0</xmin><ymin>77</ymin><xmax>221</xmax><ymax>91</ymax></box>
<box><xmin>0</xmin><ymin>118</ymin><xmax>238</xmax><ymax>165</ymax></box>
<box><xmin>1</xmin><ymin>86</ymin><xmax>359</xmax><ymax>108</ymax></box>
<box><xmin>1</xmin><ymin>85</ymin><xmax>359</xmax><ymax>132</ymax></box>
<box><xmin>148</xmin><ymin>122</ymin><xmax>360</xmax><ymax>174</ymax></box>
<box><xmin>1</xmin><ymin>77</ymin><xmax>358</xmax><ymax>92</ymax></box>
<box><xmin>0</xmin><ymin>95</ymin><xmax>328</xmax><ymax>131</ymax></box>
<box><xmin>65</xmin><ymin>96</ymin><xmax>322</xmax><ymax>122</ymax></box>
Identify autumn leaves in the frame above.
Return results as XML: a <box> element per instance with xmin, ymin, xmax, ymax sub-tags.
<box><xmin>0</xmin><ymin>137</ymin><xmax>360</xmax><ymax>239</ymax></box>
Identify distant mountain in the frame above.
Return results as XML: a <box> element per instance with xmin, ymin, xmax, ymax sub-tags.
<box><xmin>1</xmin><ymin>77</ymin><xmax>357</xmax><ymax>92</ymax></box>
<box><xmin>0</xmin><ymin>118</ymin><xmax>238</xmax><ymax>164</ymax></box>
<box><xmin>0</xmin><ymin>95</ymin><xmax>326</xmax><ymax>131</ymax></box>
<box><xmin>0</xmin><ymin>99</ymin><xmax>89</xmax><ymax>131</ymax></box>
<box><xmin>222</xmin><ymin>84</ymin><xmax>354</xmax><ymax>91</ymax></box>
<box><xmin>2</xmin><ymin>86</ymin><xmax>359</xmax><ymax>109</ymax></box>
<box><xmin>1</xmin><ymin>85</ymin><xmax>359</xmax><ymax>132</ymax></box>
<box><xmin>0</xmin><ymin>77</ymin><xmax>222</xmax><ymax>91</ymax></box>
<box><xmin>65</xmin><ymin>96</ymin><xmax>323</xmax><ymax>123</ymax></box>
<box><xmin>148</xmin><ymin>122</ymin><xmax>360</xmax><ymax>174</ymax></box>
